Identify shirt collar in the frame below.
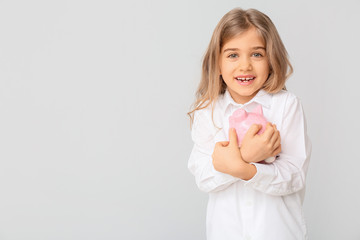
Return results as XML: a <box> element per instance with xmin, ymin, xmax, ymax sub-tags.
<box><xmin>221</xmin><ymin>88</ymin><xmax>272</xmax><ymax>114</ymax></box>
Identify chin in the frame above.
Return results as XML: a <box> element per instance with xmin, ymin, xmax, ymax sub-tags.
<box><xmin>237</xmin><ymin>90</ymin><xmax>257</xmax><ymax>97</ymax></box>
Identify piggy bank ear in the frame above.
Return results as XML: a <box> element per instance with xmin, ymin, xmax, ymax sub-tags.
<box><xmin>252</xmin><ymin>104</ymin><xmax>263</xmax><ymax>116</ymax></box>
<box><xmin>232</xmin><ymin>108</ymin><xmax>247</xmax><ymax>120</ymax></box>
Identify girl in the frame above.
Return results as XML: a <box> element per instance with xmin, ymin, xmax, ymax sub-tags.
<box><xmin>188</xmin><ymin>8</ymin><xmax>311</xmax><ymax>240</ymax></box>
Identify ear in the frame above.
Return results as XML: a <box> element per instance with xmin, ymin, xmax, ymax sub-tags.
<box><xmin>252</xmin><ymin>104</ymin><xmax>263</xmax><ymax>115</ymax></box>
<box><xmin>232</xmin><ymin>108</ymin><xmax>247</xmax><ymax>121</ymax></box>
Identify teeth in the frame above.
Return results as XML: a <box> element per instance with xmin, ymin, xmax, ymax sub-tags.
<box><xmin>236</xmin><ymin>77</ymin><xmax>254</xmax><ymax>81</ymax></box>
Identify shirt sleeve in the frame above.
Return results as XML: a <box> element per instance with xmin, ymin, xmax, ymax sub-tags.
<box><xmin>188</xmin><ymin>109</ymin><xmax>240</xmax><ymax>193</ymax></box>
<box><xmin>244</xmin><ymin>95</ymin><xmax>312</xmax><ymax>196</ymax></box>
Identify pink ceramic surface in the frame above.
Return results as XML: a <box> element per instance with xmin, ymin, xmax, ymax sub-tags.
<box><xmin>229</xmin><ymin>104</ymin><xmax>275</xmax><ymax>163</ymax></box>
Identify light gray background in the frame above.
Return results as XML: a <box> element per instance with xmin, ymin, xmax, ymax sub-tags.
<box><xmin>0</xmin><ymin>0</ymin><xmax>359</xmax><ymax>239</ymax></box>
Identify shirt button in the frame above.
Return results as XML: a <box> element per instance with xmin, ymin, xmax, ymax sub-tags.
<box><xmin>246</xmin><ymin>201</ymin><xmax>253</xmax><ymax>207</ymax></box>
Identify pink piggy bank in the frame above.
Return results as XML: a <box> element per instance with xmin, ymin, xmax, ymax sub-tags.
<box><xmin>229</xmin><ymin>104</ymin><xmax>276</xmax><ymax>163</ymax></box>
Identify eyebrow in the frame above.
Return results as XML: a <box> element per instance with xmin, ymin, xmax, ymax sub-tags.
<box><xmin>223</xmin><ymin>46</ymin><xmax>266</xmax><ymax>53</ymax></box>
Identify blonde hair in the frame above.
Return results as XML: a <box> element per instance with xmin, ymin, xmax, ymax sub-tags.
<box><xmin>188</xmin><ymin>8</ymin><xmax>293</xmax><ymax>126</ymax></box>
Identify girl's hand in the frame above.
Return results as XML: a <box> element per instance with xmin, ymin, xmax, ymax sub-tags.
<box><xmin>240</xmin><ymin>123</ymin><xmax>281</xmax><ymax>163</ymax></box>
<box><xmin>212</xmin><ymin>128</ymin><xmax>257</xmax><ymax>180</ymax></box>
<box><xmin>211</xmin><ymin>128</ymin><xmax>246</xmax><ymax>177</ymax></box>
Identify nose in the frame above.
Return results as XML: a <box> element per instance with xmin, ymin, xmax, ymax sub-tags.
<box><xmin>238</xmin><ymin>56</ymin><xmax>252</xmax><ymax>71</ymax></box>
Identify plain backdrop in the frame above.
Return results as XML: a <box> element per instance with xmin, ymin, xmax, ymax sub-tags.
<box><xmin>0</xmin><ymin>0</ymin><xmax>360</xmax><ymax>239</ymax></box>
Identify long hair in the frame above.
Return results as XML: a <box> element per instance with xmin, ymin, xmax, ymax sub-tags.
<box><xmin>188</xmin><ymin>8</ymin><xmax>293</xmax><ymax>126</ymax></box>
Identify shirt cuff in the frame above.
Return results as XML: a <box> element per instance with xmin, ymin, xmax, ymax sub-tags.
<box><xmin>211</xmin><ymin>162</ymin><xmax>241</xmax><ymax>182</ymax></box>
<box><xmin>243</xmin><ymin>162</ymin><xmax>275</xmax><ymax>187</ymax></box>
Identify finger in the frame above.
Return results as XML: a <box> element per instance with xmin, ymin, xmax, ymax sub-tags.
<box><xmin>228</xmin><ymin>128</ymin><xmax>239</xmax><ymax>147</ymax></box>
<box><xmin>216</xmin><ymin>141</ymin><xmax>229</xmax><ymax>147</ymax></box>
<box><xmin>246</xmin><ymin>124</ymin><xmax>263</xmax><ymax>137</ymax></box>
<box><xmin>272</xmin><ymin>144</ymin><xmax>281</xmax><ymax>156</ymax></box>
<box><xmin>270</xmin><ymin>130</ymin><xmax>280</xmax><ymax>146</ymax></box>
<box><xmin>272</xmin><ymin>132</ymin><xmax>281</xmax><ymax>149</ymax></box>
<box><xmin>262</xmin><ymin>123</ymin><xmax>275</xmax><ymax>140</ymax></box>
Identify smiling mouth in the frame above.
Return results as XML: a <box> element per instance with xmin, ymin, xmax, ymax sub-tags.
<box><xmin>235</xmin><ymin>76</ymin><xmax>256</xmax><ymax>82</ymax></box>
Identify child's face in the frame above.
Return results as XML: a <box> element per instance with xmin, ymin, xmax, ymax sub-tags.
<box><xmin>219</xmin><ymin>27</ymin><xmax>270</xmax><ymax>104</ymax></box>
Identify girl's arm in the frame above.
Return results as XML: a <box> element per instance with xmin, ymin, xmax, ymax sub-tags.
<box><xmin>243</xmin><ymin>95</ymin><xmax>312</xmax><ymax>196</ymax></box>
<box><xmin>188</xmin><ymin>110</ymin><xmax>240</xmax><ymax>193</ymax></box>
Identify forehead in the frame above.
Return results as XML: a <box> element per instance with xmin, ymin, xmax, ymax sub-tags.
<box><xmin>222</xmin><ymin>27</ymin><xmax>265</xmax><ymax>49</ymax></box>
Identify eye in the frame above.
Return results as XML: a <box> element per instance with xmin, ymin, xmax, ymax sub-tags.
<box><xmin>227</xmin><ymin>53</ymin><xmax>238</xmax><ymax>58</ymax></box>
<box><xmin>252</xmin><ymin>52</ymin><xmax>263</xmax><ymax>57</ymax></box>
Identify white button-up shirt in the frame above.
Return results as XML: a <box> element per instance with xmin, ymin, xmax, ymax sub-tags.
<box><xmin>188</xmin><ymin>89</ymin><xmax>312</xmax><ymax>240</ymax></box>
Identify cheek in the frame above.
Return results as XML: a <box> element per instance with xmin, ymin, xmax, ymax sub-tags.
<box><xmin>255</xmin><ymin>62</ymin><xmax>270</xmax><ymax>76</ymax></box>
<box><xmin>220</xmin><ymin>62</ymin><xmax>236</xmax><ymax>75</ymax></box>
